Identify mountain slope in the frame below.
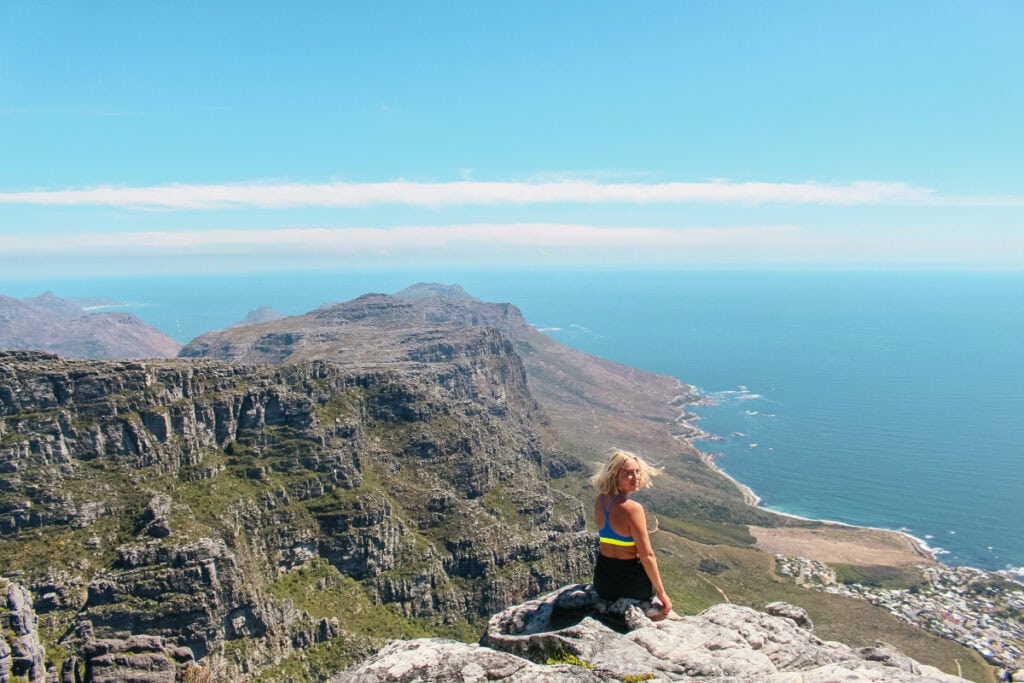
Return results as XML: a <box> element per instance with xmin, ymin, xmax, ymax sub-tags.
<box><xmin>181</xmin><ymin>287</ymin><xmax>776</xmax><ymax>529</ymax></box>
<box><xmin>0</xmin><ymin>292</ymin><xmax>181</xmax><ymax>360</ymax></box>
<box><xmin>0</xmin><ymin>337</ymin><xmax>591</xmax><ymax>678</ymax></box>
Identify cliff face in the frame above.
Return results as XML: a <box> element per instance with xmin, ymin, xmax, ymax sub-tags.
<box><xmin>0</xmin><ymin>337</ymin><xmax>592</xmax><ymax>679</ymax></box>
<box><xmin>0</xmin><ymin>293</ymin><xmax>182</xmax><ymax>360</ymax></box>
<box><xmin>180</xmin><ymin>288</ymin><xmax>773</xmax><ymax>529</ymax></box>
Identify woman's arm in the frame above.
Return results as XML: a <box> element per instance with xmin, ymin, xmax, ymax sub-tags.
<box><xmin>624</xmin><ymin>501</ymin><xmax>672</xmax><ymax>613</ymax></box>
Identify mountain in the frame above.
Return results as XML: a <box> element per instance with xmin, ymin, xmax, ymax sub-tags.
<box><xmin>181</xmin><ymin>287</ymin><xmax>770</xmax><ymax>528</ymax></box>
<box><xmin>0</xmin><ymin>316</ymin><xmax>591</xmax><ymax>678</ymax></box>
<box><xmin>0</xmin><ymin>286</ymin><xmax>993</xmax><ymax>681</ymax></box>
<box><xmin>0</xmin><ymin>292</ymin><xmax>181</xmax><ymax>360</ymax></box>
<box><xmin>233</xmin><ymin>306</ymin><xmax>286</xmax><ymax>327</ymax></box>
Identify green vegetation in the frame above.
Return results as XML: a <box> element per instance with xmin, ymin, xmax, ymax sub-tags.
<box><xmin>654</xmin><ymin>513</ymin><xmax>755</xmax><ymax>547</ymax></box>
<box><xmin>174</xmin><ymin>466</ymin><xmax>263</xmax><ymax>525</ymax></box>
<box><xmin>0</xmin><ymin>511</ymin><xmax>133</xmax><ymax>576</ymax></box>
<box><xmin>259</xmin><ymin>558</ymin><xmax>479</xmax><ymax>680</ymax></box>
<box><xmin>481</xmin><ymin>483</ymin><xmax>521</xmax><ymax>521</ymax></box>
<box><xmin>969</xmin><ymin>576</ymin><xmax>1022</xmax><ymax>595</ymax></box>
<box><xmin>43</xmin><ymin>641</ymin><xmax>71</xmax><ymax>680</ymax></box>
<box><xmin>545</xmin><ymin>648</ymin><xmax>594</xmax><ymax>669</ymax></box>
<box><xmin>0</xmin><ymin>431</ymin><xmax>28</xmax><ymax>447</ymax></box>
<box><xmin>253</xmin><ymin>637</ymin><xmax>371</xmax><ymax>682</ymax></box>
<box><xmin>832</xmin><ymin>564</ymin><xmax>930</xmax><ymax>591</ymax></box>
<box><xmin>314</xmin><ymin>387</ymin><xmax>367</xmax><ymax>424</ymax></box>
<box><xmin>623</xmin><ymin>675</ymin><xmax>656</xmax><ymax>683</ymax></box>
<box><xmin>268</xmin><ymin>558</ymin><xmax>476</xmax><ymax>640</ymax></box>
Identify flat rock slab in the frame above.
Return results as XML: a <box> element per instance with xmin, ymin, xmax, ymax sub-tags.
<box><xmin>340</xmin><ymin>584</ymin><xmax>968</xmax><ymax>682</ymax></box>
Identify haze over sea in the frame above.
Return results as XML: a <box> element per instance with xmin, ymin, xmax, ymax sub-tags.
<box><xmin>6</xmin><ymin>269</ymin><xmax>1021</xmax><ymax>572</ymax></box>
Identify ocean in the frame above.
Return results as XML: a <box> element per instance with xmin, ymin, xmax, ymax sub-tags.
<box><xmin>5</xmin><ymin>268</ymin><xmax>1022</xmax><ymax>571</ymax></box>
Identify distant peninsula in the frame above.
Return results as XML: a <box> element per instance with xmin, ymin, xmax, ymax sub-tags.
<box><xmin>0</xmin><ymin>291</ymin><xmax>181</xmax><ymax>359</ymax></box>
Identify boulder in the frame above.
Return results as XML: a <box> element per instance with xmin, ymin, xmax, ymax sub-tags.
<box><xmin>342</xmin><ymin>584</ymin><xmax>969</xmax><ymax>682</ymax></box>
<box><xmin>331</xmin><ymin>639</ymin><xmax>601</xmax><ymax>682</ymax></box>
<box><xmin>82</xmin><ymin>635</ymin><xmax>192</xmax><ymax>683</ymax></box>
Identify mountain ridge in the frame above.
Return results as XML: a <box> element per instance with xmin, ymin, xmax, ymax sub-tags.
<box><xmin>0</xmin><ymin>285</ymin><xmax>996</xmax><ymax>681</ymax></box>
<box><xmin>0</xmin><ymin>292</ymin><xmax>181</xmax><ymax>360</ymax></box>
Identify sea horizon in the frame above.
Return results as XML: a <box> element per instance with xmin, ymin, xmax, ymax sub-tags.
<box><xmin>3</xmin><ymin>267</ymin><xmax>1021</xmax><ymax>573</ymax></box>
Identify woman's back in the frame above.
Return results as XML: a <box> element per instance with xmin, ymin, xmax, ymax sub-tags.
<box><xmin>596</xmin><ymin>494</ymin><xmax>641</xmax><ymax>560</ymax></box>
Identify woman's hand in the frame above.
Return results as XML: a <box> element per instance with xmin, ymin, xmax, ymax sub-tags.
<box><xmin>656</xmin><ymin>591</ymin><xmax>673</xmax><ymax>614</ymax></box>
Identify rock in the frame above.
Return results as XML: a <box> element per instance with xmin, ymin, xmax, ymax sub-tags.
<box><xmin>83</xmin><ymin>636</ymin><xmax>180</xmax><ymax>682</ymax></box>
<box><xmin>60</xmin><ymin>655</ymin><xmax>81</xmax><ymax>683</ymax></box>
<box><xmin>0</xmin><ymin>322</ymin><xmax>593</xmax><ymax>679</ymax></box>
<box><xmin>79</xmin><ymin>634</ymin><xmax>192</xmax><ymax>679</ymax></box>
<box><xmin>142</xmin><ymin>494</ymin><xmax>173</xmax><ymax>538</ymax></box>
<box><xmin>0</xmin><ymin>638</ymin><xmax>10</xmax><ymax>683</ymax></box>
<box><xmin>233</xmin><ymin>306</ymin><xmax>285</xmax><ymax>327</ymax></box>
<box><xmin>765</xmin><ymin>601</ymin><xmax>814</xmax><ymax>630</ymax></box>
<box><xmin>333</xmin><ymin>639</ymin><xmax>602</xmax><ymax>682</ymax></box>
<box><xmin>142</xmin><ymin>495</ymin><xmax>171</xmax><ymax>523</ymax></box>
<box><xmin>392</xmin><ymin>584</ymin><xmax>969</xmax><ymax>682</ymax></box>
<box><xmin>0</xmin><ymin>579</ymin><xmax>46</xmax><ymax>683</ymax></box>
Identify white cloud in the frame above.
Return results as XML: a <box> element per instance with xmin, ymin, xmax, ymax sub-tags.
<box><xmin>2</xmin><ymin>224</ymin><xmax>802</xmax><ymax>252</ymax></box>
<box><xmin>5</xmin><ymin>223</ymin><xmax>1018</xmax><ymax>268</ymax></box>
<box><xmin>0</xmin><ymin>178</ymin><xmax>979</xmax><ymax>210</ymax></box>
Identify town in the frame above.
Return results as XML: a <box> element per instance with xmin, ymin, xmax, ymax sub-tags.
<box><xmin>775</xmin><ymin>555</ymin><xmax>1024</xmax><ymax>675</ymax></box>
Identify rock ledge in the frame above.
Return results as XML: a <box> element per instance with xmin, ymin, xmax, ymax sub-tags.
<box><xmin>339</xmin><ymin>583</ymin><xmax>968</xmax><ymax>682</ymax></box>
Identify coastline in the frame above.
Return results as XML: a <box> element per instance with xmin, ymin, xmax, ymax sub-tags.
<box><xmin>674</xmin><ymin>395</ymin><xmax>942</xmax><ymax>566</ymax></box>
<box><xmin>697</xmin><ymin>450</ymin><xmax>762</xmax><ymax>508</ymax></box>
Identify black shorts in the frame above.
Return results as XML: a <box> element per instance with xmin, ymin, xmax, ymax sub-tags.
<box><xmin>593</xmin><ymin>553</ymin><xmax>653</xmax><ymax>601</ymax></box>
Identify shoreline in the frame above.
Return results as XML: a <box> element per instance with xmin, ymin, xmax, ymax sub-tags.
<box><xmin>697</xmin><ymin>450</ymin><xmax>762</xmax><ymax>507</ymax></box>
<box><xmin>675</xmin><ymin>395</ymin><xmax>943</xmax><ymax>566</ymax></box>
<box><xmin>680</xmin><ymin>394</ymin><xmax>1024</xmax><ymax>585</ymax></box>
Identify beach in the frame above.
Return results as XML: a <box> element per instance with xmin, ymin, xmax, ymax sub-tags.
<box><xmin>682</xmin><ymin>401</ymin><xmax>938</xmax><ymax>568</ymax></box>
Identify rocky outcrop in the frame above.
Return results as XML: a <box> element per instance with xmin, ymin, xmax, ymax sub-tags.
<box><xmin>0</xmin><ymin>334</ymin><xmax>591</xmax><ymax>679</ymax></box>
<box><xmin>0</xmin><ymin>580</ymin><xmax>46</xmax><ymax>683</ymax></box>
<box><xmin>233</xmin><ymin>306</ymin><xmax>285</xmax><ymax>327</ymax></box>
<box><xmin>0</xmin><ymin>293</ymin><xmax>181</xmax><ymax>360</ymax></box>
<box><xmin>340</xmin><ymin>584</ymin><xmax>967</xmax><ymax>682</ymax></box>
<box><xmin>82</xmin><ymin>635</ymin><xmax>194</xmax><ymax>683</ymax></box>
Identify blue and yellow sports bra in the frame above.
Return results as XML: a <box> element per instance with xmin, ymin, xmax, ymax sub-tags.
<box><xmin>598</xmin><ymin>494</ymin><xmax>635</xmax><ymax>547</ymax></box>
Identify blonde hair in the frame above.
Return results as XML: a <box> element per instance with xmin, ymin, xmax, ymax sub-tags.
<box><xmin>590</xmin><ymin>449</ymin><xmax>662</xmax><ymax>496</ymax></box>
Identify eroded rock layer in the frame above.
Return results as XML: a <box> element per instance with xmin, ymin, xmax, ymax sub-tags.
<box><xmin>0</xmin><ymin>341</ymin><xmax>592</xmax><ymax>680</ymax></box>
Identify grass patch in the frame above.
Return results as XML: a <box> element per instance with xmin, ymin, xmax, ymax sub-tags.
<box><xmin>258</xmin><ymin>558</ymin><xmax>480</xmax><ymax>681</ymax></box>
<box><xmin>268</xmin><ymin>559</ymin><xmax>433</xmax><ymax>639</ymax></box>
<box><xmin>174</xmin><ymin>468</ymin><xmax>264</xmax><ymax>525</ymax></box>
<box><xmin>654</xmin><ymin>514</ymin><xmax>755</xmax><ymax>547</ymax></box>
<box><xmin>314</xmin><ymin>388</ymin><xmax>367</xmax><ymax>424</ymax></box>
<box><xmin>481</xmin><ymin>484</ymin><xmax>520</xmax><ymax>522</ymax></box>
<box><xmin>832</xmin><ymin>564</ymin><xmax>929</xmax><ymax>591</ymax></box>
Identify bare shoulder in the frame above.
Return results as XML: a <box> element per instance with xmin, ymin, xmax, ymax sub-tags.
<box><xmin>620</xmin><ymin>499</ymin><xmax>646</xmax><ymax>519</ymax></box>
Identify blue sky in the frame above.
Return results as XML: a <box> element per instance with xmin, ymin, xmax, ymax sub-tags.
<box><xmin>1</xmin><ymin>1</ymin><xmax>1021</xmax><ymax>276</ymax></box>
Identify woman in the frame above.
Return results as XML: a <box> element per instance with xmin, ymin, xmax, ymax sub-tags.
<box><xmin>591</xmin><ymin>449</ymin><xmax>673</xmax><ymax>615</ymax></box>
